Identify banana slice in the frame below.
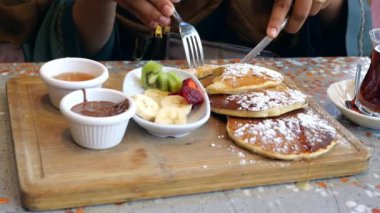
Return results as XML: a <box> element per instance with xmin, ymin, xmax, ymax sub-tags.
<box><xmin>133</xmin><ymin>94</ymin><xmax>160</xmax><ymax>121</ymax></box>
<box><xmin>160</xmin><ymin>95</ymin><xmax>192</xmax><ymax>115</ymax></box>
<box><xmin>154</xmin><ymin>107</ymin><xmax>187</xmax><ymax>125</ymax></box>
<box><xmin>144</xmin><ymin>89</ymin><xmax>169</xmax><ymax>106</ymax></box>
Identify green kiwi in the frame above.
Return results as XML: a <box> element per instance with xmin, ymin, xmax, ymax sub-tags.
<box><xmin>154</xmin><ymin>72</ymin><xmax>169</xmax><ymax>91</ymax></box>
<box><xmin>141</xmin><ymin>61</ymin><xmax>163</xmax><ymax>89</ymax></box>
<box><xmin>167</xmin><ymin>72</ymin><xmax>183</xmax><ymax>93</ymax></box>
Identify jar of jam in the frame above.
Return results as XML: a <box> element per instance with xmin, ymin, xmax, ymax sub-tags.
<box><xmin>355</xmin><ymin>44</ymin><xmax>380</xmax><ymax>117</ymax></box>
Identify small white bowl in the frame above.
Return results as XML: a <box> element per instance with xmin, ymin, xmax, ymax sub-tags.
<box><xmin>327</xmin><ymin>79</ymin><xmax>380</xmax><ymax>129</ymax></box>
<box><xmin>122</xmin><ymin>66</ymin><xmax>211</xmax><ymax>138</ymax></box>
<box><xmin>40</xmin><ymin>57</ymin><xmax>109</xmax><ymax>108</ymax></box>
<box><xmin>60</xmin><ymin>88</ymin><xmax>136</xmax><ymax>149</ymax></box>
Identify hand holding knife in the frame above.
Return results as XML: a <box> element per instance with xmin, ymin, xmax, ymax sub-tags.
<box><xmin>240</xmin><ymin>18</ymin><xmax>289</xmax><ymax>63</ymax></box>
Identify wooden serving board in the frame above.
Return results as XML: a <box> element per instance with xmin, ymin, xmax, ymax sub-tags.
<box><xmin>7</xmin><ymin>74</ymin><xmax>369</xmax><ymax>211</ymax></box>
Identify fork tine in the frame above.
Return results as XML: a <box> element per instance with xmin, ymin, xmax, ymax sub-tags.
<box><xmin>187</xmin><ymin>37</ymin><xmax>197</xmax><ymax>68</ymax></box>
<box><xmin>182</xmin><ymin>38</ymin><xmax>193</xmax><ymax>68</ymax></box>
<box><xmin>188</xmin><ymin>35</ymin><xmax>203</xmax><ymax>68</ymax></box>
<box><xmin>194</xmin><ymin>35</ymin><xmax>204</xmax><ymax>66</ymax></box>
<box><xmin>189</xmin><ymin>36</ymin><xmax>201</xmax><ymax>67</ymax></box>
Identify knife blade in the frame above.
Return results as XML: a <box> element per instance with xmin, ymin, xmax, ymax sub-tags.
<box><xmin>240</xmin><ymin>18</ymin><xmax>288</xmax><ymax>63</ymax></box>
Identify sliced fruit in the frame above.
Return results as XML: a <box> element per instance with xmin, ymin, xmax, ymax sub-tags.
<box><xmin>144</xmin><ymin>89</ymin><xmax>169</xmax><ymax>106</ymax></box>
<box><xmin>154</xmin><ymin>107</ymin><xmax>187</xmax><ymax>125</ymax></box>
<box><xmin>132</xmin><ymin>94</ymin><xmax>160</xmax><ymax>121</ymax></box>
<box><xmin>141</xmin><ymin>61</ymin><xmax>163</xmax><ymax>89</ymax></box>
<box><xmin>160</xmin><ymin>95</ymin><xmax>192</xmax><ymax>115</ymax></box>
<box><xmin>182</xmin><ymin>78</ymin><xmax>198</xmax><ymax>89</ymax></box>
<box><xmin>167</xmin><ymin>72</ymin><xmax>183</xmax><ymax>93</ymax></box>
<box><xmin>148</xmin><ymin>74</ymin><xmax>159</xmax><ymax>85</ymax></box>
<box><xmin>179</xmin><ymin>86</ymin><xmax>204</xmax><ymax>105</ymax></box>
<box><xmin>154</xmin><ymin>72</ymin><xmax>169</xmax><ymax>91</ymax></box>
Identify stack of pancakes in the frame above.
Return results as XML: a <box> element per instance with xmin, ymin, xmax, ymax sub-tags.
<box><xmin>198</xmin><ymin>63</ymin><xmax>337</xmax><ymax>161</ymax></box>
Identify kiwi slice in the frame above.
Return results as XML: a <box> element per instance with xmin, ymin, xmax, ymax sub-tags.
<box><xmin>167</xmin><ymin>72</ymin><xmax>183</xmax><ymax>93</ymax></box>
<box><xmin>155</xmin><ymin>72</ymin><xmax>169</xmax><ymax>91</ymax></box>
<box><xmin>141</xmin><ymin>61</ymin><xmax>163</xmax><ymax>89</ymax></box>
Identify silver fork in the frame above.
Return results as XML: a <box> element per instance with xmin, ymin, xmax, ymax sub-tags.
<box><xmin>172</xmin><ymin>8</ymin><xmax>204</xmax><ymax>68</ymax></box>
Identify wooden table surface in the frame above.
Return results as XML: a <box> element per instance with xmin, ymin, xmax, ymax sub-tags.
<box><xmin>1</xmin><ymin>57</ymin><xmax>379</xmax><ymax>213</ymax></box>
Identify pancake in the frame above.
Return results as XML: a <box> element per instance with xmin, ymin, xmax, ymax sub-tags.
<box><xmin>206</xmin><ymin>63</ymin><xmax>284</xmax><ymax>94</ymax></box>
<box><xmin>186</xmin><ymin>64</ymin><xmax>220</xmax><ymax>79</ymax></box>
<box><xmin>226</xmin><ymin>109</ymin><xmax>337</xmax><ymax>161</ymax></box>
<box><xmin>210</xmin><ymin>85</ymin><xmax>308</xmax><ymax>118</ymax></box>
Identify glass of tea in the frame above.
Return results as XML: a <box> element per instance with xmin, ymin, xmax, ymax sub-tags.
<box><xmin>369</xmin><ymin>28</ymin><xmax>380</xmax><ymax>48</ymax></box>
<box><xmin>355</xmin><ymin>44</ymin><xmax>380</xmax><ymax>117</ymax></box>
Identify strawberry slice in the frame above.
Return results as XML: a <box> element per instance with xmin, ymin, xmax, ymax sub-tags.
<box><xmin>182</xmin><ymin>78</ymin><xmax>198</xmax><ymax>89</ymax></box>
<box><xmin>179</xmin><ymin>85</ymin><xmax>204</xmax><ymax>105</ymax></box>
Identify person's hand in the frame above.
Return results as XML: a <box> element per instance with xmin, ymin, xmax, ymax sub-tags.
<box><xmin>266</xmin><ymin>0</ymin><xmax>330</xmax><ymax>38</ymax></box>
<box><xmin>115</xmin><ymin>0</ymin><xmax>180</xmax><ymax>28</ymax></box>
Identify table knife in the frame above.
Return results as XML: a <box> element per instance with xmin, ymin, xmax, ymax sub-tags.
<box><xmin>241</xmin><ymin>18</ymin><xmax>288</xmax><ymax>63</ymax></box>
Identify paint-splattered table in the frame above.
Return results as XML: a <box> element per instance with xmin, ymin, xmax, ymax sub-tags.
<box><xmin>1</xmin><ymin>58</ymin><xmax>379</xmax><ymax>213</ymax></box>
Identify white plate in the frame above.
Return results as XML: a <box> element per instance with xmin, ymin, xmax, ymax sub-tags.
<box><xmin>122</xmin><ymin>66</ymin><xmax>211</xmax><ymax>137</ymax></box>
<box><xmin>327</xmin><ymin>79</ymin><xmax>380</xmax><ymax>129</ymax></box>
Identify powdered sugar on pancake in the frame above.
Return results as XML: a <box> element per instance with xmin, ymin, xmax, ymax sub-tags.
<box><xmin>230</xmin><ymin>110</ymin><xmax>336</xmax><ymax>155</ymax></box>
<box><xmin>226</xmin><ymin>88</ymin><xmax>307</xmax><ymax>111</ymax></box>
<box><xmin>221</xmin><ymin>63</ymin><xmax>284</xmax><ymax>81</ymax></box>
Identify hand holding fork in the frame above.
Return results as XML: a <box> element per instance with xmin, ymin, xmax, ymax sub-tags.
<box><xmin>172</xmin><ymin>8</ymin><xmax>204</xmax><ymax>68</ymax></box>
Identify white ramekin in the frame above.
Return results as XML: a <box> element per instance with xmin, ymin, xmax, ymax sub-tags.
<box><xmin>40</xmin><ymin>57</ymin><xmax>109</xmax><ymax>108</ymax></box>
<box><xmin>60</xmin><ymin>88</ymin><xmax>136</xmax><ymax>149</ymax></box>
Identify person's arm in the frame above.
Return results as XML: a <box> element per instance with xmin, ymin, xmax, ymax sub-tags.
<box><xmin>266</xmin><ymin>0</ymin><xmax>344</xmax><ymax>38</ymax></box>
<box><xmin>116</xmin><ymin>0</ymin><xmax>176</xmax><ymax>28</ymax></box>
<box><xmin>72</xmin><ymin>0</ymin><xmax>117</xmax><ymax>56</ymax></box>
<box><xmin>318</xmin><ymin>0</ymin><xmax>345</xmax><ymax>24</ymax></box>
<box><xmin>72</xmin><ymin>0</ymin><xmax>177</xmax><ymax>56</ymax></box>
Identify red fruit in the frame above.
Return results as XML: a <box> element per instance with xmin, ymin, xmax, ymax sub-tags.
<box><xmin>179</xmin><ymin>86</ymin><xmax>204</xmax><ymax>105</ymax></box>
<box><xmin>182</xmin><ymin>78</ymin><xmax>198</xmax><ymax>89</ymax></box>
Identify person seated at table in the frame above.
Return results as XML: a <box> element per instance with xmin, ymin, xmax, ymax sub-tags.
<box><xmin>0</xmin><ymin>0</ymin><xmax>52</xmax><ymax>62</ymax></box>
<box><xmin>20</xmin><ymin>0</ymin><xmax>374</xmax><ymax>61</ymax></box>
